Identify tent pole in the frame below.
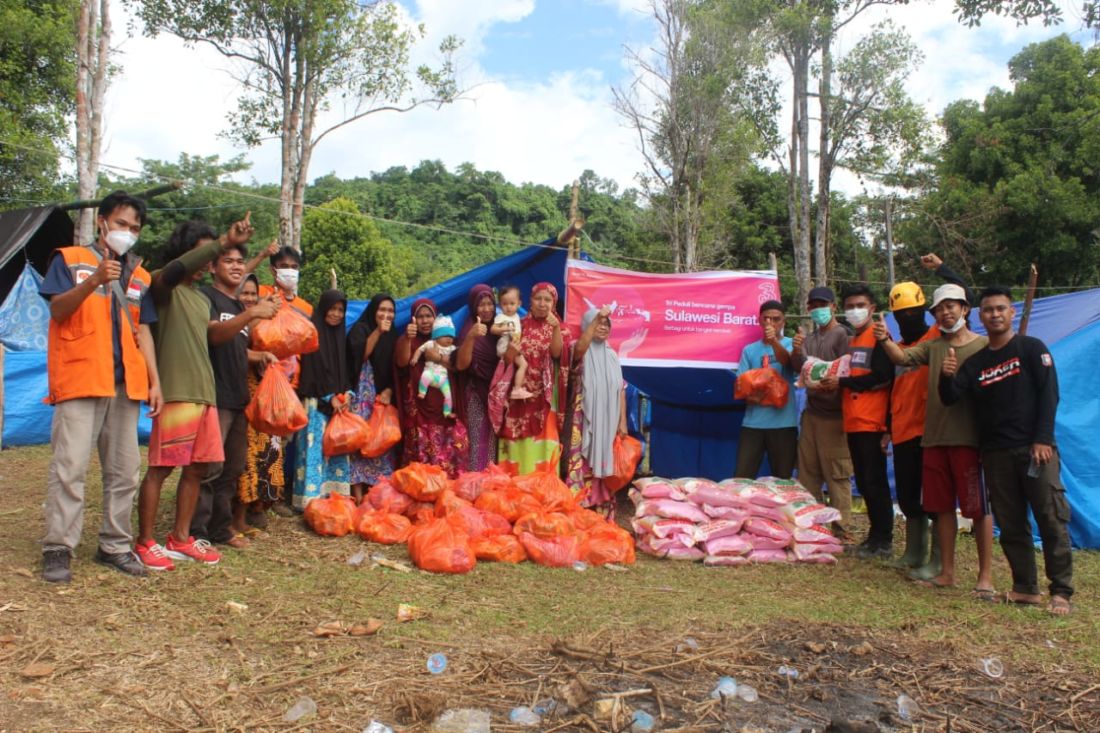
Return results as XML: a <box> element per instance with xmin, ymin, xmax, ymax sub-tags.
<box><xmin>58</xmin><ymin>181</ymin><xmax>183</xmax><ymax>212</ymax></box>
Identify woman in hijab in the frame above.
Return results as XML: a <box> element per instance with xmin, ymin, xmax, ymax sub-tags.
<box><xmin>494</xmin><ymin>282</ymin><xmax>570</xmax><ymax>474</ymax></box>
<box><xmin>454</xmin><ymin>284</ymin><xmax>500</xmax><ymax>471</ymax></box>
<box><xmin>292</xmin><ymin>289</ymin><xmax>353</xmax><ymax>510</ymax></box>
<box><xmin>346</xmin><ymin>293</ymin><xmax>398</xmax><ymax>503</ymax></box>
<box><xmin>394</xmin><ymin>298</ymin><xmax>470</xmax><ymax>476</ymax></box>
<box><xmin>563</xmin><ymin>307</ymin><xmax>628</xmax><ymax>517</ymax></box>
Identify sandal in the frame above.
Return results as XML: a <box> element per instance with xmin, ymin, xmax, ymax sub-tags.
<box><xmin>225</xmin><ymin>532</ymin><xmax>250</xmax><ymax>549</ymax></box>
<box><xmin>242</xmin><ymin>526</ymin><xmax>263</xmax><ymax>538</ymax></box>
<box><xmin>1047</xmin><ymin>595</ymin><xmax>1072</xmax><ymax>617</ymax></box>
<box><xmin>971</xmin><ymin>588</ymin><xmax>998</xmax><ymax>603</ymax></box>
<box><xmin>1001</xmin><ymin>591</ymin><xmax>1042</xmax><ymax>606</ymax></box>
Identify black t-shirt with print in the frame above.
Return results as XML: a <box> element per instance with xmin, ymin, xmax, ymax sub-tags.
<box><xmin>201</xmin><ymin>285</ymin><xmax>250</xmax><ymax>410</ymax></box>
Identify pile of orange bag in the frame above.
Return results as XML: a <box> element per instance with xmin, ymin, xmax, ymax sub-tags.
<box><xmin>303</xmin><ymin>461</ymin><xmax>635</xmax><ymax>573</ymax></box>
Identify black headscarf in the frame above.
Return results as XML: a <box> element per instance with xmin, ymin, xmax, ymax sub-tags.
<box><xmin>348</xmin><ymin>293</ymin><xmax>397</xmax><ymax>394</ymax></box>
<box><xmin>298</xmin><ymin>289</ymin><xmax>350</xmax><ymax>400</ymax></box>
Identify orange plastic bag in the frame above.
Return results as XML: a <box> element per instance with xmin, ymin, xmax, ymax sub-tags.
<box><xmin>322</xmin><ymin>409</ymin><xmax>368</xmax><ymax>458</ymax></box>
<box><xmin>518</xmin><ymin>531</ymin><xmax>587</xmax><ymax>568</ymax></box>
<box><xmin>475</xmin><ymin>488</ymin><xmax>542</xmax><ymax>522</ymax></box>
<box><xmin>367</xmin><ymin>479</ymin><xmax>413</xmax><ymax>515</ymax></box>
<box><xmin>392</xmin><ymin>462</ymin><xmax>451</xmax><ymax>502</ymax></box>
<box><xmin>434</xmin><ymin>489</ymin><xmax>474</xmax><ymax>517</ymax></box>
<box><xmin>405</xmin><ymin>501</ymin><xmax>437</xmax><ymax>525</ymax></box>
<box><xmin>735</xmin><ymin>356</ymin><xmax>791</xmax><ymax>408</ymax></box>
<box><xmin>472</xmin><ymin>534</ymin><xmax>527</xmax><ymax>563</ymax></box>
<box><xmin>303</xmin><ymin>493</ymin><xmax>356</xmax><ymax>537</ymax></box>
<box><xmin>447</xmin><ymin>505</ymin><xmax>512</xmax><ymax>540</ymax></box>
<box><xmin>251</xmin><ymin>306</ymin><xmax>319</xmax><ymax>360</ymax></box>
<box><xmin>513</xmin><ymin>471</ymin><xmax>577</xmax><ymax>512</ymax></box>
<box><xmin>357</xmin><ymin>510</ymin><xmax>413</xmax><ymax>544</ymax></box>
<box><xmin>244</xmin><ymin>366</ymin><xmax>308</xmax><ymax>437</ymax></box>
<box><xmin>513</xmin><ymin>511</ymin><xmax>575</xmax><ymax>539</ymax></box>
<box><xmin>584</xmin><ymin>524</ymin><xmax>636</xmax><ymax>565</ymax></box>
<box><xmin>605</xmin><ymin>435</ymin><xmax>643</xmax><ymax>492</ymax></box>
<box><xmin>452</xmin><ymin>464</ymin><xmax>513</xmax><ymax>502</ymax></box>
<box><xmin>407</xmin><ymin>517</ymin><xmax>476</xmax><ymax>574</ymax></box>
<box><xmin>569</xmin><ymin>508</ymin><xmax>611</xmax><ymax>531</ymax></box>
<box><xmin>361</xmin><ymin>403</ymin><xmax>401</xmax><ymax>458</ymax></box>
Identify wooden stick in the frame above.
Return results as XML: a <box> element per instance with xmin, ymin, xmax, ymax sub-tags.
<box><xmin>1019</xmin><ymin>263</ymin><xmax>1039</xmax><ymax>336</ymax></box>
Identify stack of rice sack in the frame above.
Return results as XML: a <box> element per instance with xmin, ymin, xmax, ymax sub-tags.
<box><xmin>303</xmin><ymin>462</ymin><xmax>635</xmax><ymax>573</ymax></box>
<box><xmin>630</xmin><ymin>476</ymin><xmax>843</xmax><ymax>565</ymax></box>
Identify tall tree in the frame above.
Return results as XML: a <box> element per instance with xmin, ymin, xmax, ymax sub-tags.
<box><xmin>299</xmin><ymin>196</ymin><xmax>402</xmax><ymax>302</ymax></box>
<box><xmin>0</xmin><ymin>0</ymin><xmax>77</xmax><ymax>203</ymax></box>
<box><xmin>613</xmin><ymin>0</ymin><xmax>758</xmax><ymax>272</ymax></box>
<box><xmin>130</xmin><ymin>0</ymin><xmax>460</xmax><ymax>251</ymax></box>
<box><xmin>75</xmin><ymin>0</ymin><xmax>110</xmax><ymax>242</ymax></box>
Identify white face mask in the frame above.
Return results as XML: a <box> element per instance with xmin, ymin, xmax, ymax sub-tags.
<box><xmin>275</xmin><ymin>268</ymin><xmax>299</xmax><ymax>290</ymax></box>
<box><xmin>940</xmin><ymin>318</ymin><xmax>966</xmax><ymax>334</ymax></box>
<box><xmin>844</xmin><ymin>308</ymin><xmax>870</xmax><ymax>328</ymax></box>
<box><xmin>105</xmin><ymin>229</ymin><xmax>138</xmax><ymax>256</ymax></box>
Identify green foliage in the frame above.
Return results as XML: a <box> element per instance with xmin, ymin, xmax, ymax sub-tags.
<box><xmin>298</xmin><ymin>197</ymin><xmax>402</xmax><ymax>303</ymax></box>
<box><xmin>899</xmin><ymin>36</ymin><xmax>1100</xmax><ymax>290</ymax></box>
<box><xmin>0</xmin><ymin>0</ymin><xmax>77</xmax><ymax>201</ymax></box>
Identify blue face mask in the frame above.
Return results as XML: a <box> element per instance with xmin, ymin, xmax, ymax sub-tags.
<box><xmin>810</xmin><ymin>306</ymin><xmax>832</xmax><ymax>326</ymax></box>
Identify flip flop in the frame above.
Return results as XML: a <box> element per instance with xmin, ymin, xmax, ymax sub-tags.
<box><xmin>242</xmin><ymin>526</ymin><xmax>263</xmax><ymax>538</ymax></box>
<box><xmin>1047</xmin><ymin>596</ymin><xmax>1072</xmax><ymax>617</ymax></box>
<box><xmin>914</xmin><ymin>577</ymin><xmax>954</xmax><ymax>589</ymax></box>
<box><xmin>971</xmin><ymin>588</ymin><xmax>998</xmax><ymax>603</ymax></box>
<box><xmin>1001</xmin><ymin>591</ymin><xmax>1042</xmax><ymax>607</ymax></box>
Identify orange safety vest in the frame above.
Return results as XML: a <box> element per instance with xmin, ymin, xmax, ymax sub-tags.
<box><xmin>841</xmin><ymin>326</ymin><xmax>890</xmax><ymax>433</ymax></box>
<box><xmin>46</xmin><ymin>246</ymin><xmax>150</xmax><ymax>404</ymax></box>
<box><xmin>889</xmin><ymin>325</ymin><xmax>940</xmax><ymax>444</ymax></box>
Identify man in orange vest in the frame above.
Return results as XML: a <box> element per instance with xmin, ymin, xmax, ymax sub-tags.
<box><xmin>883</xmin><ymin>281</ymin><xmax>939</xmax><ymax>574</ymax></box>
<box><xmin>820</xmin><ymin>284</ymin><xmax>893</xmax><ymax>558</ymax></box>
<box><xmin>38</xmin><ymin>191</ymin><xmax>163</xmax><ymax>583</ymax></box>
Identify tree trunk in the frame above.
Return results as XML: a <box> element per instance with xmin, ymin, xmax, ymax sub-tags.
<box><xmin>790</xmin><ymin>46</ymin><xmax>812</xmax><ymax>310</ymax></box>
<box><xmin>291</xmin><ymin>73</ymin><xmax>319</xmax><ymax>256</ymax></box>
<box><xmin>75</xmin><ymin>0</ymin><xmax>109</xmax><ymax>245</ymax></box>
<box><xmin>278</xmin><ymin>25</ymin><xmax>300</xmax><ymax>251</ymax></box>
<box><xmin>814</xmin><ymin>28</ymin><xmax>832</xmax><ymax>287</ymax></box>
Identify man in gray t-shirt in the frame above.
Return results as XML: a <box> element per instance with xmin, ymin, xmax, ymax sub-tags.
<box><xmin>790</xmin><ymin>287</ymin><xmax>854</xmax><ymax>538</ymax></box>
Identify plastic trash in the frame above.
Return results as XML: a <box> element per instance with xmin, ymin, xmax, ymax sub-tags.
<box><xmin>363</xmin><ymin>722</ymin><xmax>394</xmax><ymax>733</ymax></box>
<box><xmin>572</xmin><ymin>560</ymin><xmax>589</xmax><ymax>572</ymax></box>
<box><xmin>777</xmin><ymin>665</ymin><xmax>799</xmax><ymax>679</ymax></box>
<box><xmin>432</xmin><ymin>708</ymin><xmax>490</xmax><ymax>733</ymax></box>
<box><xmin>980</xmin><ymin>657</ymin><xmax>1004</xmax><ymax>679</ymax></box>
<box><xmin>676</xmin><ymin>637</ymin><xmax>699</xmax><ymax>653</ymax></box>
<box><xmin>736</xmin><ymin>684</ymin><xmax>759</xmax><ymax>702</ymax></box>
<box><xmin>533</xmin><ymin>699</ymin><xmax>559</xmax><ymax>716</ymax></box>
<box><xmin>632</xmin><ymin>709</ymin><xmax>656</xmax><ymax>732</ymax></box>
<box><xmin>710</xmin><ymin>676</ymin><xmax>738</xmax><ymax>699</ymax></box>
<box><xmin>509</xmin><ymin>706</ymin><xmax>541</xmax><ymax>726</ymax></box>
<box><xmin>426</xmin><ymin>653</ymin><xmax>448</xmax><ymax>675</ymax></box>
<box><xmin>347</xmin><ymin>549</ymin><xmax>367</xmax><ymax>567</ymax></box>
<box><xmin>283</xmin><ymin>696</ymin><xmax>317</xmax><ymax>722</ymax></box>
<box><xmin>896</xmin><ymin>693</ymin><xmax>920</xmax><ymax>721</ymax></box>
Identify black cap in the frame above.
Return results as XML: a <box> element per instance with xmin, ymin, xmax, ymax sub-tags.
<box><xmin>807</xmin><ymin>286</ymin><xmax>835</xmax><ymax>304</ymax></box>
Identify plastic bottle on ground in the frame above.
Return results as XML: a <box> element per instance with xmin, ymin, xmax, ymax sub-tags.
<box><xmin>896</xmin><ymin>693</ymin><xmax>920</xmax><ymax>721</ymax></box>
<box><xmin>283</xmin><ymin>696</ymin><xmax>317</xmax><ymax>722</ymax></box>
<box><xmin>736</xmin><ymin>684</ymin><xmax>759</xmax><ymax>702</ymax></box>
<box><xmin>777</xmin><ymin>665</ymin><xmax>799</xmax><ymax>679</ymax></box>
<box><xmin>431</xmin><ymin>708</ymin><xmax>491</xmax><ymax>733</ymax></box>
<box><xmin>980</xmin><ymin>657</ymin><xmax>1004</xmax><ymax>679</ymax></box>
<box><xmin>509</xmin><ymin>706</ymin><xmax>541</xmax><ymax>726</ymax></box>
<box><xmin>710</xmin><ymin>676</ymin><xmax>738</xmax><ymax>699</ymax></box>
<box><xmin>426</xmin><ymin>653</ymin><xmax>448</xmax><ymax>674</ymax></box>
<box><xmin>362</xmin><ymin>722</ymin><xmax>394</xmax><ymax>733</ymax></box>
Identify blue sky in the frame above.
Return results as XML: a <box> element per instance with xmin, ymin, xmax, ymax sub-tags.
<box><xmin>100</xmin><ymin>0</ymin><xmax>1091</xmax><ymax>195</ymax></box>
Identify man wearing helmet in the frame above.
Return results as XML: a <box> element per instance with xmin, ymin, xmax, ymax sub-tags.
<box><xmin>876</xmin><ymin>256</ymin><xmax>995</xmax><ymax>600</ymax></box>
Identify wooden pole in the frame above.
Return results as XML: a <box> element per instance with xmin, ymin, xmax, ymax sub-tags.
<box><xmin>768</xmin><ymin>252</ymin><xmax>778</xmax><ymax>273</ymax></box>
<box><xmin>1018</xmin><ymin>263</ymin><xmax>1039</xmax><ymax>336</ymax></box>
<box><xmin>59</xmin><ymin>181</ymin><xmax>184</xmax><ymax>211</ymax></box>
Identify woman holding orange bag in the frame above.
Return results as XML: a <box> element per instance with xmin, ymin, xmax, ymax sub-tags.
<box><xmin>346</xmin><ymin>293</ymin><xmax>399</xmax><ymax>503</ymax></box>
<box><xmin>563</xmin><ymin>306</ymin><xmax>629</xmax><ymax>518</ymax></box>
<box><xmin>292</xmin><ymin>289</ymin><xmax>353</xmax><ymax>510</ymax></box>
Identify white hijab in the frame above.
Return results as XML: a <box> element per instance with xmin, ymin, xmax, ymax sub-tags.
<box><xmin>581</xmin><ymin>308</ymin><xmax>623</xmax><ymax>477</ymax></box>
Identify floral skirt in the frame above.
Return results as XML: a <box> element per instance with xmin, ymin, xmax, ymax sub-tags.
<box><xmin>292</xmin><ymin>398</ymin><xmax>351</xmax><ymax>510</ymax></box>
<box><xmin>348</xmin><ymin>362</ymin><xmax>396</xmax><ymax>484</ymax></box>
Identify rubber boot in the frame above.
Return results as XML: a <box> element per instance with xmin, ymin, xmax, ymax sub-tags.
<box><xmin>908</xmin><ymin>519</ymin><xmax>942</xmax><ymax>581</ymax></box>
<box><xmin>893</xmin><ymin>516</ymin><xmax>929</xmax><ymax>569</ymax></box>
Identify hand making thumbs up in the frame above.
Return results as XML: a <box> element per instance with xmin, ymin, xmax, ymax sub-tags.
<box><xmin>792</xmin><ymin>326</ymin><xmax>805</xmax><ymax>352</ymax></box>
<box><xmin>942</xmin><ymin>347</ymin><xmax>958</xmax><ymax>377</ymax></box>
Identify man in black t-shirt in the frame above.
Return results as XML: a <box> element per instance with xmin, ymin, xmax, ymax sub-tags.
<box><xmin>940</xmin><ymin>286</ymin><xmax>1073</xmax><ymax>616</ymax></box>
<box><xmin>191</xmin><ymin>243</ymin><xmax>278</xmax><ymax>547</ymax></box>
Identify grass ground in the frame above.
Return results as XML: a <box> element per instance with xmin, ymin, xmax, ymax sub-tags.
<box><xmin>0</xmin><ymin>444</ymin><xmax>1097</xmax><ymax>732</ymax></box>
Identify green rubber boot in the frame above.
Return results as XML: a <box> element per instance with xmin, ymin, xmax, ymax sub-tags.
<box><xmin>893</xmin><ymin>517</ymin><xmax>929</xmax><ymax>569</ymax></box>
<box><xmin>908</xmin><ymin>520</ymin><xmax>942</xmax><ymax>581</ymax></box>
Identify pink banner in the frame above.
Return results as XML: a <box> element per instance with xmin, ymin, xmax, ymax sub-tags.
<box><xmin>565</xmin><ymin>260</ymin><xmax>780</xmax><ymax>368</ymax></box>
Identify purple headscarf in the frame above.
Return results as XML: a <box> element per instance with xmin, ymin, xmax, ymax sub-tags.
<box><xmin>459</xmin><ymin>284</ymin><xmax>500</xmax><ymax>383</ymax></box>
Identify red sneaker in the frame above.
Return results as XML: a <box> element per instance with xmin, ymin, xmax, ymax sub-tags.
<box><xmin>165</xmin><ymin>534</ymin><xmax>221</xmax><ymax>565</ymax></box>
<box><xmin>135</xmin><ymin>539</ymin><xmax>175</xmax><ymax>571</ymax></box>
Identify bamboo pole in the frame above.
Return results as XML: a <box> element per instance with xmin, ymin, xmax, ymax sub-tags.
<box><xmin>1018</xmin><ymin>263</ymin><xmax>1039</xmax><ymax>336</ymax></box>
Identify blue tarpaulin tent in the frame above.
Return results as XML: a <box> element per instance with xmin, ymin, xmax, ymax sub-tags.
<box><xmin>3</xmin><ymin>240</ymin><xmax>1098</xmax><ymax>547</ymax></box>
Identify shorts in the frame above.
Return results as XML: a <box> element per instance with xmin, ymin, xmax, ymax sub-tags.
<box><xmin>148</xmin><ymin>402</ymin><xmax>225</xmax><ymax>467</ymax></box>
<box><xmin>921</xmin><ymin>445</ymin><xmax>988</xmax><ymax>519</ymax></box>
